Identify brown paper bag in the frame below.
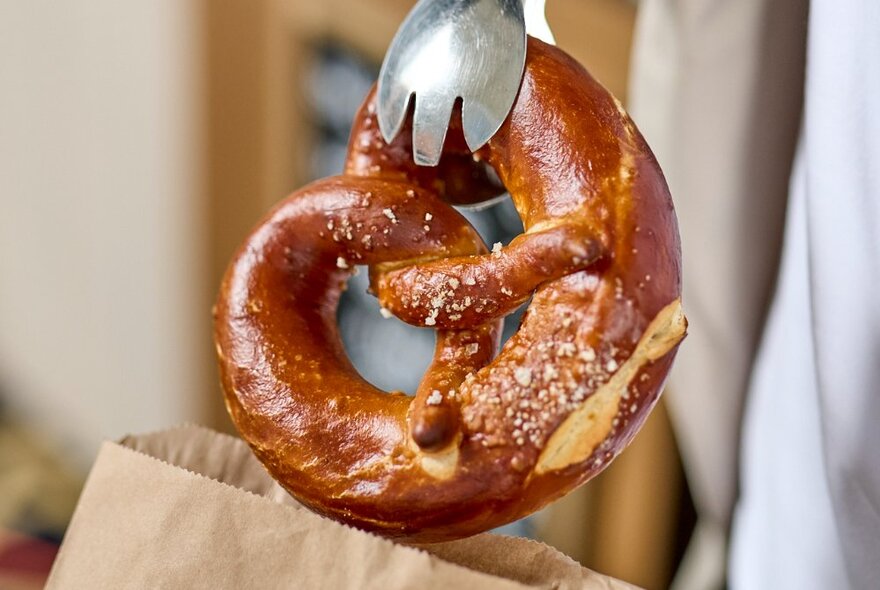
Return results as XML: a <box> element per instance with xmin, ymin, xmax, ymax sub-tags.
<box><xmin>46</xmin><ymin>425</ymin><xmax>639</xmax><ymax>589</ymax></box>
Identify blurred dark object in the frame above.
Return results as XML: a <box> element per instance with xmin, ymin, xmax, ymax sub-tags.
<box><xmin>0</xmin><ymin>406</ymin><xmax>82</xmax><ymax>541</ymax></box>
<box><xmin>0</xmin><ymin>529</ymin><xmax>59</xmax><ymax>590</ymax></box>
<box><xmin>0</xmin><ymin>393</ymin><xmax>83</xmax><ymax>588</ymax></box>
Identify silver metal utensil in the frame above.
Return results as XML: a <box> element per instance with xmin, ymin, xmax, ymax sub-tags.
<box><xmin>377</xmin><ymin>0</ymin><xmax>527</xmax><ymax>167</ymax></box>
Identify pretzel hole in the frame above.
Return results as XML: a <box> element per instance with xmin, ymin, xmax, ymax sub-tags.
<box><xmin>337</xmin><ymin>265</ymin><xmax>433</xmax><ymax>395</ymax></box>
<box><xmin>334</xmin><ymin>200</ymin><xmax>527</xmax><ymax>400</ymax></box>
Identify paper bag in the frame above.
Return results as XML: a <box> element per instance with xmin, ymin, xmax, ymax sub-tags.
<box><xmin>46</xmin><ymin>425</ymin><xmax>638</xmax><ymax>589</ymax></box>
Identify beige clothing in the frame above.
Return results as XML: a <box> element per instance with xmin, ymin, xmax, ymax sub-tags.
<box><xmin>628</xmin><ymin>0</ymin><xmax>808</xmax><ymax>586</ymax></box>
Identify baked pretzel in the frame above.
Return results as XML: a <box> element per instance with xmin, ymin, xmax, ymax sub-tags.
<box><xmin>214</xmin><ymin>38</ymin><xmax>686</xmax><ymax>543</ymax></box>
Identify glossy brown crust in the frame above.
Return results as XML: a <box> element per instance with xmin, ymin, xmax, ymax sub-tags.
<box><xmin>214</xmin><ymin>38</ymin><xmax>686</xmax><ymax>543</ymax></box>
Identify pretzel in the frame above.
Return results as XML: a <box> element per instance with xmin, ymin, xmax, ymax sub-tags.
<box><xmin>214</xmin><ymin>38</ymin><xmax>686</xmax><ymax>543</ymax></box>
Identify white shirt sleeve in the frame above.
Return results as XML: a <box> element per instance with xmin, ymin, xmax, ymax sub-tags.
<box><xmin>733</xmin><ymin>1</ymin><xmax>880</xmax><ymax>588</ymax></box>
<box><xmin>802</xmin><ymin>1</ymin><xmax>880</xmax><ymax>586</ymax></box>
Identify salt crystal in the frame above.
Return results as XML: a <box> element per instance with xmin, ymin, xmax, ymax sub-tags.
<box><xmin>514</xmin><ymin>367</ymin><xmax>533</xmax><ymax>387</ymax></box>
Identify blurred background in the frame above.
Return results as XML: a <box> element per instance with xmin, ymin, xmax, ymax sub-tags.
<box><xmin>0</xmin><ymin>1</ymin><xmax>703</xmax><ymax>588</ymax></box>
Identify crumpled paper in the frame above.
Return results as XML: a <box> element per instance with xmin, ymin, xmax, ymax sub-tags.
<box><xmin>46</xmin><ymin>425</ymin><xmax>638</xmax><ymax>589</ymax></box>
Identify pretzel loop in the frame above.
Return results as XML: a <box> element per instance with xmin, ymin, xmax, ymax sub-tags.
<box><xmin>214</xmin><ymin>38</ymin><xmax>687</xmax><ymax>543</ymax></box>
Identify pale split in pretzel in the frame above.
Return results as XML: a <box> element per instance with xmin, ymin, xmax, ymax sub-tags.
<box><xmin>535</xmin><ymin>298</ymin><xmax>686</xmax><ymax>475</ymax></box>
<box><xmin>214</xmin><ymin>37</ymin><xmax>686</xmax><ymax>543</ymax></box>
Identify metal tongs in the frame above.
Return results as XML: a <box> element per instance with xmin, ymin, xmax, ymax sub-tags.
<box><xmin>377</xmin><ymin>0</ymin><xmax>555</xmax><ymax>167</ymax></box>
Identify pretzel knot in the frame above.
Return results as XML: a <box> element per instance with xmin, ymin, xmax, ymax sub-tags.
<box><xmin>214</xmin><ymin>38</ymin><xmax>687</xmax><ymax>543</ymax></box>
